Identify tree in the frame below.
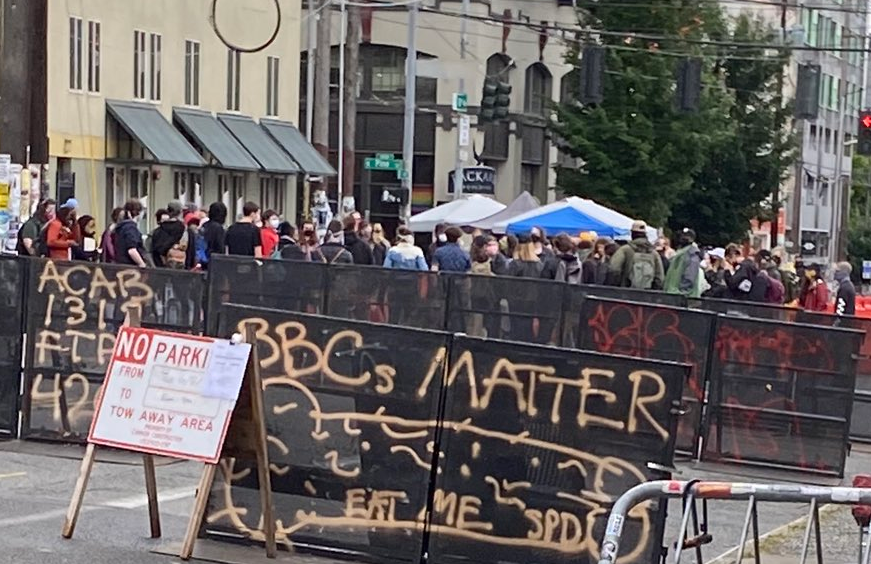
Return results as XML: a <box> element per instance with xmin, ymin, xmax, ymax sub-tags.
<box><xmin>553</xmin><ymin>1</ymin><xmax>731</xmax><ymax>227</ymax></box>
<box><xmin>668</xmin><ymin>14</ymin><xmax>794</xmax><ymax>246</ymax></box>
<box><xmin>846</xmin><ymin>155</ymin><xmax>871</xmax><ymax>278</ymax></box>
<box><xmin>553</xmin><ymin>5</ymin><xmax>794</xmax><ymax>242</ymax></box>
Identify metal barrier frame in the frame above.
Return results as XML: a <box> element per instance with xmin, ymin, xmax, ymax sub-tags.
<box><xmin>599</xmin><ymin>480</ymin><xmax>871</xmax><ymax>564</ymax></box>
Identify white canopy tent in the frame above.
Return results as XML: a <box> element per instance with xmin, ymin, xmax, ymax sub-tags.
<box><xmin>408</xmin><ymin>195</ymin><xmax>506</xmax><ymax>233</ymax></box>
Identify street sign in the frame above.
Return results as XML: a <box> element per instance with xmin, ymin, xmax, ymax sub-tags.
<box><xmin>376</xmin><ymin>153</ymin><xmax>395</xmax><ymax>161</ymax></box>
<box><xmin>863</xmin><ymin>260</ymin><xmax>871</xmax><ymax>280</ymax></box>
<box><xmin>89</xmin><ymin>326</ymin><xmax>251</xmax><ymax>463</ymax></box>
<box><xmin>452</xmin><ymin>92</ymin><xmax>468</xmax><ymax>113</ymax></box>
<box><xmin>364</xmin><ymin>157</ymin><xmax>404</xmax><ymax>171</ymax></box>
<box><xmin>458</xmin><ymin>115</ymin><xmax>471</xmax><ymax>147</ymax></box>
<box><xmin>397</xmin><ymin>169</ymin><xmax>409</xmax><ymax>180</ymax></box>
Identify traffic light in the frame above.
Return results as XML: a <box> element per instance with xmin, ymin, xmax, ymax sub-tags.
<box><xmin>859</xmin><ymin>110</ymin><xmax>871</xmax><ymax>156</ymax></box>
<box><xmin>494</xmin><ymin>81</ymin><xmax>511</xmax><ymax>120</ymax></box>
<box><xmin>675</xmin><ymin>57</ymin><xmax>702</xmax><ymax>112</ymax></box>
<box><xmin>480</xmin><ymin>78</ymin><xmax>497</xmax><ymax>123</ymax></box>
<box><xmin>480</xmin><ymin>78</ymin><xmax>511</xmax><ymax>123</ymax></box>
<box><xmin>579</xmin><ymin>45</ymin><xmax>605</xmax><ymax>105</ymax></box>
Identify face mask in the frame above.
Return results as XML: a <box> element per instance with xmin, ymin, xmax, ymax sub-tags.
<box><xmin>255</xmin><ymin>221</ymin><xmax>263</xmax><ymax>229</ymax></box>
<box><xmin>304</xmin><ymin>229</ymin><xmax>315</xmax><ymax>237</ymax></box>
<box><xmin>531</xmin><ymin>234</ymin><xmax>542</xmax><ymax>244</ymax></box>
<box><xmin>835</xmin><ymin>271</ymin><xmax>849</xmax><ymax>282</ymax></box>
<box><xmin>438</xmin><ymin>233</ymin><xmax>447</xmax><ymax>243</ymax></box>
<box><xmin>269</xmin><ymin>218</ymin><xmax>280</xmax><ymax>229</ymax></box>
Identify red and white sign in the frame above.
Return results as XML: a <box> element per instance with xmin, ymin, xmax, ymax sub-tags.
<box><xmin>88</xmin><ymin>327</ymin><xmax>252</xmax><ymax>464</ymax></box>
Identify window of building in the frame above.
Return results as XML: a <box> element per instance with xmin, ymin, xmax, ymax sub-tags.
<box><xmin>521</xmin><ymin>164</ymin><xmax>537</xmax><ymax>194</ymax></box>
<box><xmin>266</xmin><ymin>56</ymin><xmax>280</xmax><ymax>117</ymax></box>
<box><xmin>371</xmin><ymin>49</ymin><xmax>405</xmax><ymax>94</ymax></box>
<box><xmin>134</xmin><ymin>30</ymin><xmax>147</xmax><ymax>99</ymax></box>
<box><xmin>805</xmin><ymin>172</ymin><xmax>815</xmax><ymax>205</ymax></box>
<box><xmin>259</xmin><ymin>177</ymin><xmax>285</xmax><ymax>216</ymax></box>
<box><xmin>834</xmin><ymin>24</ymin><xmax>842</xmax><ymax>57</ymax></box>
<box><xmin>227</xmin><ymin>49</ymin><xmax>241</xmax><ymax>111</ymax></box>
<box><xmin>184</xmin><ymin>40</ymin><xmax>200</xmax><ymax>106</ymax></box>
<box><xmin>825</xmin><ymin>128</ymin><xmax>832</xmax><ymax>153</ymax></box>
<box><xmin>808</xmin><ymin>10</ymin><xmax>819</xmax><ymax>46</ymax></box>
<box><xmin>87</xmin><ymin>21</ymin><xmax>100</xmax><ymax>93</ymax></box>
<box><xmin>820</xmin><ymin>180</ymin><xmax>829</xmax><ymax>206</ymax></box>
<box><xmin>524</xmin><ymin>63</ymin><xmax>552</xmax><ymax>115</ymax></box>
<box><xmin>831</xmin><ymin>77</ymin><xmax>840</xmax><ymax>110</ymax></box>
<box><xmin>69</xmin><ymin>17</ymin><xmax>83</xmax><ymax>90</ymax></box>
<box><xmin>845</xmin><ymin>133</ymin><xmax>854</xmax><ymax>157</ymax></box>
<box><xmin>149</xmin><ymin>33</ymin><xmax>162</xmax><ymax>101</ymax></box>
<box><xmin>829</xmin><ymin>20</ymin><xmax>838</xmax><ymax>53</ymax></box>
<box><xmin>810</xmin><ymin>124</ymin><xmax>818</xmax><ymax>148</ymax></box>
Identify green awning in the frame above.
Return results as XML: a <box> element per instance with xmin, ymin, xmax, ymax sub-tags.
<box><xmin>106</xmin><ymin>100</ymin><xmax>205</xmax><ymax>167</ymax></box>
<box><xmin>173</xmin><ymin>108</ymin><xmax>260</xmax><ymax>171</ymax></box>
<box><xmin>217</xmin><ymin>114</ymin><xmax>300</xmax><ymax>174</ymax></box>
<box><xmin>260</xmin><ymin>119</ymin><xmax>336</xmax><ymax>176</ymax></box>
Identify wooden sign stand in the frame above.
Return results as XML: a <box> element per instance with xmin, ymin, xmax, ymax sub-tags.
<box><xmin>179</xmin><ymin>324</ymin><xmax>276</xmax><ymax>560</ymax></box>
<box><xmin>61</xmin><ymin>309</ymin><xmax>163</xmax><ymax>540</ymax></box>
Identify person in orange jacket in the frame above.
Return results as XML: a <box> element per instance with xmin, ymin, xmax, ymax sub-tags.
<box><xmin>799</xmin><ymin>263</ymin><xmax>829</xmax><ymax>312</ymax></box>
<box><xmin>45</xmin><ymin>206</ymin><xmax>78</xmax><ymax>261</ymax></box>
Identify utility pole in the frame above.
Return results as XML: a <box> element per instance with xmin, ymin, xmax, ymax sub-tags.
<box><xmin>452</xmin><ymin>0</ymin><xmax>470</xmax><ymax>200</ymax></box>
<box><xmin>400</xmin><ymin>1</ymin><xmax>418</xmax><ymax>224</ymax></box>
<box><xmin>343</xmin><ymin>5</ymin><xmax>360</xmax><ymax>212</ymax></box>
<box><xmin>338</xmin><ymin>0</ymin><xmax>350</xmax><ymax>214</ymax></box>
<box><xmin>306</xmin><ymin>2</ymin><xmax>316</xmax><ymax>143</ymax></box>
<box><xmin>771</xmin><ymin>0</ymin><xmax>787</xmax><ymax>248</ymax></box>
<box><xmin>312</xmin><ymin>0</ymin><xmax>331</xmax><ymax>160</ymax></box>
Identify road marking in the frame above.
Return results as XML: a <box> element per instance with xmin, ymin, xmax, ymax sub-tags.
<box><xmin>0</xmin><ymin>486</ymin><xmax>194</xmax><ymax>528</ymax></box>
<box><xmin>0</xmin><ymin>471</ymin><xmax>26</xmax><ymax>480</ymax></box>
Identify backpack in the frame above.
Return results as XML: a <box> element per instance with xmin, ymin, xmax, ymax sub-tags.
<box><xmin>629</xmin><ymin>251</ymin><xmax>657</xmax><ymax>289</ymax></box>
<box><xmin>164</xmin><ymin>229</ymin><xmax>189</xmax><ymax>269</ymax></box>
<box><xmin>34</xmin><ymin>222</ymin><xmax>50</xmax><ymax>257</ymax></box>
<box><xmin>555</xmin><ymin>259</ymin><xmax>581</xmax><ymax>284</ymax></box>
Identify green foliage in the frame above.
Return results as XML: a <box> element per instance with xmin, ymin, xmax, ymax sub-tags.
<box><xmin>553</xmin><ymin>5</ymin><xmax>794</xmax><ymax>244</ymax></box>
<box><xmin>847</xmin><ymin>155</ymin><xmax>871</xmax><ymax>276</ymax></box>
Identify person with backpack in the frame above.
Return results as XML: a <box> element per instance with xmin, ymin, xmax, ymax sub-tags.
<box><xmin>608</xmin><ymin>220</ymin><xmax>663</xmax><ymax>290</ymax></box>
<box><xmin>100</xmin><ymin>207</ymin><xmax>123</xmax><ymax>263</ymax></box>
<box><xmin>663</xmin><ymin>228</ymin><xmax>703</xmax><ymax>297</ymax></box>
<box><xmin>150</xmin><ymin>201</ymin><xmax>189</xmax><ymax>269</ymax></box>
<box><xmin>197</xmin><ymin>202</ymin><xmax>227</xmax><ymax>270</ymax></box>
<box><xmin>320</xmin><ymin>220</ymin><xmax>354</xmax><ymax>264</ymax></box>
<box><xmin>274</xmin><ymin>222</ymin><xmax>324</xmax><ymax>261</ymax></box>
<box><xmin>17</xmin><ymin>198</ymin><xmax>55</xmax><ymax>257</ymax></box>
<box><xmin>542</xmin><ymin>233</ymin><xmax>582</xmax><ymax>284</ymax></box>
<box><xmin>835</xmin><ymin>261</ymin><xmax>856</xmax><ymax>316</ymax></box>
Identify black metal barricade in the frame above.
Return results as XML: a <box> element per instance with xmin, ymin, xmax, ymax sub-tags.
<box><xmin>429</xmin><ymin>336</ymin><xmax>688</xmax><ymax>564</ymax></box>
<box><xmin>21</xmin><ymin>259</ymin><xmax>204</xmax><ymax>441</ymax></box>
<box><xmin>702</xmin><ymin>316</ymin><xmax>863</xmax><ymax>476</ymax></box>
<box><xmin>796</xmin><ymin>310</ymin><xmax>871</xmax><ymax>442</ymax></box>
<box><xmin>206</xmin><ymin>305</ymin><xmax>451</xmax><ymax>564</ymax></box>
<box><xmin>205</xmin><ymin>255</ymin><xmax>328</xmax><ymax>335</ymax></box>
<box><xmin>325</xmin><ymin>264</ymin><xmax>446</xmax><ymax>330</ymax></box>
<box><xmin>697</xmin><ymin>297</ymin><xmax>799</xmax><ymax>322</ymax></box>
<box><xmin>0</xmin><ymin>256</ymin><xmax>26</xmax><ymax>437</ymax></box>
<box><xmin>443</xmin><ymin>274</ymin><xmax>565</xmax><ymax>345</ymax></box>
<box><xmin>574</xmin><ymin>297</ymin><xmax>716</xmax><ymax>455</ymax></box>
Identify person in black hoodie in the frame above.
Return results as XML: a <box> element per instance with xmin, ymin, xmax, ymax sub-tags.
<box><xmin>199</xmin><ymin>202</ymin><xmax>227</xmax><ymax>270</ymax></box>
<box><xmin>726</xmin><ymin>255</ymin><xmax>769</xmax><ymax>302</ymax></box>
<box><xmin>835</xmin><ymin>262</ymin><xmax>856</xmax><ymax>316</ymax></box>
<box><xmin>115</xmin><ymin>200</ymin><xmax>147</xmax><ymax>267</ymax></box>
<box><xmin>541</xmin><ymin>233</ymin><xmax>582</xmax><ymax>283</ymax></box>
<box><xmin>343</xmin><ymin>215</ymin><xmax>374</xmax><ymax>265</ymax></box>
<box><xmin>151</xmin><ymin>201</ymin><xmax>188</xmax><ymax>268</ymax></box>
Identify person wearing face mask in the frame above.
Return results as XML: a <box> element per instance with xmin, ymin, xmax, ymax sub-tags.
<box><xmin>530</xmin><ymin>226</ymin><xmax>553</xmax><ymax>259</ymax></box>
<box><xmin>115</xmin><ymin>200</ymin><xmax>147</xmax><ymax>267</ymax></box>
<box><xmin>834</xmin><ymin>262</ymin><xmax>855</xmax><ymax>316</ymax></box>
<box><xmin>300</xmin><ymin>221</ymin><xmax>319</xmax><ymax>255</ymax></box>
<box><xmin>260</xmin><ymin>210</ymin><xmax>281</xmax><ymax>258</ymax></box>
<box><xmin>72</xmin><ymin>215</ymin><xmax>99</xmax><ymax>262</ymax></box>
<box><xmin>800</xmin><ymin>263</ymin><xmax>830</xmax><ymax>312</ymax></box>
<box><xmin>663</xmin><ymin>228</ymin><xmax>703</xmax><ymax>298</ymax></box>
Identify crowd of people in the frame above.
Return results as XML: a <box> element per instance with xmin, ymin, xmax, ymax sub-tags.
<box><xmin>14</xmin><ymin>197</ymin><xmax>857</xmax><ymax>316</ymax></box>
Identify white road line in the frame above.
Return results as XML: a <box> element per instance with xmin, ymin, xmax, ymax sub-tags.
<box><xmin>0</xmin><ymin>471</ymin><xmax>27</xmax><ymax>479</ymax></box>
<box><xmin>0</xmin><ymin>486</ymin><xmax>195</xmax><ymax>528</ymax></box>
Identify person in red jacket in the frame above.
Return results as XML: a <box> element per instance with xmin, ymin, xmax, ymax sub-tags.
<box><xmin>800</xmin><ymin>263</ymin><xmax>830</xmax><ymax>312</ymax></box>
<box><xmin>260</xmin><ymin>209</ymin><xmax>280</xmax><ymax>258</ymax></box>
<box><xmin>45</xmin><ymin>206</ymin><xmax>78</xmax><ymax>261</ymax></box>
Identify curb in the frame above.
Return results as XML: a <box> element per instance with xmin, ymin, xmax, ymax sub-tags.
<box><xmin>705</xmin><ymin>504</ymin><xmax>840</xmax><ymax>564</ymax></box>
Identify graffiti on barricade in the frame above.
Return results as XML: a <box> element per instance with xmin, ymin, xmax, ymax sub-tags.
<box><xmin>22</xmin><ymin>259</ymin><xmax>203</xmax><ymax>440</ymax></box>
<box><xmin>205</xmin><ymin>306</ymin><xmax>687</xmax><ymax>564</ymax></box>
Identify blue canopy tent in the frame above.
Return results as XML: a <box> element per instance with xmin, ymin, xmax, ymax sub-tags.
<box><xmin>503</xmin><ymin>202</ymin><xmax>627</xmax><ymax>238</ymax></box>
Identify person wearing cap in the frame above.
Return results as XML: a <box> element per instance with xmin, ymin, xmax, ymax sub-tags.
<box><xmin>320</xmin><ymin>219</ymin><xmax>353</xmax><ymax>264</ymax></box>
<box><xmin>150</xmin><ymin>201</ymin><xmax>190</xmax><ymax>268</ymax></box>
<box><xmin>800</xmin><ymin>263</ymin><xmax>829</xmax><ymax>312</ymax></box>
<box><xmin>834</xmin><ymin>262</ymin><xmax>856</xmax><ymax>316</ymax></box>
<box><xmin>663</xmin><ymin>228</ymin><xmax>703</xmax><ymax>297</ymax></box>
<box><xmin>608</xmin><ymin>220</ymin><xmax>663</xmax><ymax>290</ymax></box>
<box><xmin>724</xmin><ymin>247</ymin><xmax>769</xmax><ymax>303</ymax></box>
<box><xmin>756</xmin><ymin>249</ymin><xmax>785</xmax><ymax>304</ymax></box>
<box><xmin>703</xmin><ymin>247</ymin><xmax>729</xmax><ymax>298</ymax></box>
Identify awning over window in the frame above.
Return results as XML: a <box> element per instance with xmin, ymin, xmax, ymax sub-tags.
<box><xmin>260</xmin><ymin>119</ymin><xmax>336</xmax><ymax>176</ymax></box>
<box><xmin>106</xmin><ymin>100</ymin><xmax>205</xmax><ymax>167</ymax></box>
<box><xmin>173</xmin><ymin>108</ymin><xmax>260</xmax><ymax>171</ymax></box>
<box><xmin>217</xmin><ymin>114</ymin><xmax>300</xmax><ymax>175</ymax></box>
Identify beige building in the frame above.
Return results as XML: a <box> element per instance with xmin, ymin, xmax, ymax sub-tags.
<box><xmin>48</xmin><ymin>0</ymin><xmax>331</xmax><ymax>230</ymax></box>
<box><xmin>305</xmin><ymin>0</ymin><xmax>581</xmax><ymax>225</ymax></box>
